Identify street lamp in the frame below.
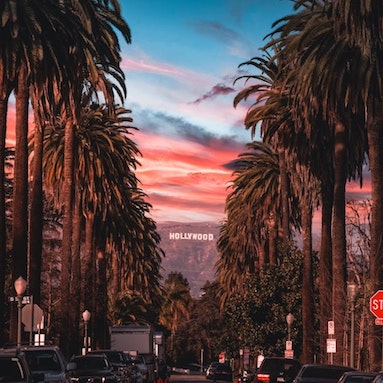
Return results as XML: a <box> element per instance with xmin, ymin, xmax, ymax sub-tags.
<box><xmin>14</xmin><ymin>276</ymin><xmax>27</xmax><ymax>347</ymax></box>
<box><xmin>82</xmin><ymin>310</ymin><xmax>91</xmax><ymax>354</ymax></box>
<box><xmin>347</xmin><ymin>282</ymin><xmax>357</xmax><ymax>368</ymax></box>
<box><xmin>286</xmin><ymin>313</ymin><xmax>294</xmax><ymax>341</ymax></box>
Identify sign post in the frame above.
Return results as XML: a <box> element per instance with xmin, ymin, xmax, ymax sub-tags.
<box><xmin>327</xmin><ymin>321</ymin><xmax>335</xmax><ymax>364</ymax></box>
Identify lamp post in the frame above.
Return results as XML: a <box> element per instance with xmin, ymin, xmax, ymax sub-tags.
<box><xmin>347</xmin><ymin>283</ymin><xmax>357</xmax><ymax>368</ymax></box>
<box><xmin>82</xmin><ymin>310</ymin><xmax>91</xmax><ymax>354</ymax></box>
<box><xmin>286</xmin><ymin>313</ymin><xmax>294</xmax><ymax>341</ymax></box>
<box><xmin>14</xmin><ymin>276</ymin><xmax>27</xmax><ymax>347</ymax></box>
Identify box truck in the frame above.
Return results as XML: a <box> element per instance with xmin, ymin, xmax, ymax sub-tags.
<box><xmin>109</xmin><ymin>325</ymin><xmax>154</xmax><ymax>354</ymax></box>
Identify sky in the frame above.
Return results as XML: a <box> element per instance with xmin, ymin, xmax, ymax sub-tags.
<box><xmin>4</xmin><ymin>0</ymin><xmax>370</xmax><ymax>226</ymax></box>
<box><xmin>118</xmin><ymin>0</ymin><xmax>296</xmax><ymax>224</ymax></box>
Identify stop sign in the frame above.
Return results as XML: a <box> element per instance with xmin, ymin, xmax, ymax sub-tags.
<box><xmin>370</xmin><ymin>290</ymin><xmax>383</xmax><ymax>318</ymax></box>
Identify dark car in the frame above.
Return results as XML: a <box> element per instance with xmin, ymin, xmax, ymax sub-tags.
<box><xmin>211</xmin><ymin>363</ymin><xmax>233</xmax><ymax>382</ymax></box>
<box><xmin>88</xmin><ymin>350</ymin><xmax>132</xmax><ymax>383</ymax></box>
<box><xmin>254</xmin><ymin>357</ymin><xmax>302</xmax><ymax>383</ymax></box>
<box><xmin>337</xmin><ymin>372</ymin><xmax>378</xmax><ymax>383</ymax></box>
<box><xmin>67</xmin><ymin>354</ymin><xmax>118</xmax><ymax>383</ymax></box>
<box><xmin>0</xmin><ymin>348</ymin><xmax>44</xmax><ymax>383</ymax></box>
<box><xmin>371</xmin><ymin>372</ymin><xmax>383</xmax><ymax>383</ymax></box>
<box><xmin>22</xmin><ymin>346</ymin><xmax>69</xmax><ymax>383</ymax></box>
<box><xmin>293</xmin><ymin>364</ymin><xmax>356</xmax><ymax>383</ymax></box>
<box><xmin>207</xmin><ymin>362</ymin><xmax>220</xmax><ymax>380</ymax></box>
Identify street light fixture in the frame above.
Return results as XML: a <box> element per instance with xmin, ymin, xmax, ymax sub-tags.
<box><xmin>347</xmin><ymin>282</ymin><xmax>357</xmax><ymax>368</ymax></box>
<box><xmin>14</xmin><ymin>276</ymin><xmax>27</xmax><ymax>347</ymax></box>
<box><xmin>82</xmin><ymin>310</ymin><xmax>91</xmax><ymax>354</ymax></box>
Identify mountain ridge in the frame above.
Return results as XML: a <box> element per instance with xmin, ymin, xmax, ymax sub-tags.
<box><xmin>157</xmin><ymin>221</ymin><xmax>220</xmax><ymax>297</ymax></box>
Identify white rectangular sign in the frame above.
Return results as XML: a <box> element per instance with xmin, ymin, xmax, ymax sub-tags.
<box><xmin>327</xmin><ymin>338</ymin><xmax>336</xmax><ymax>353</ymax></box>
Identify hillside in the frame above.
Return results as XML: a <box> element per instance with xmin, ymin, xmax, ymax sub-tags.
<box><xmin>157</xmin><ymin>222</ymin><xmax>221</xmax><ymax>297</ymax></box>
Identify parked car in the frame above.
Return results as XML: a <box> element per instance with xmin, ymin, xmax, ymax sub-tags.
<box><xmin>127</xmin><ymin>354</ymin><xmax>149</xmax><ymax>383</ymax></box>
<box><xmin>293</xmin><ymin>364</ymin><xmax>356</xmax><ymax>383</ymax></box>
<box><xmin>141</xmin><ymin>354</ymin><xmax>156</xmax><ymax>383</ymax></box>
<box><xmin>171</xmin><ymin>366</ymin><xmax>190</xmax><ymax>375</ymax></box>
<box><xmin>0</xmin><ymin>348</ymin><xmax>44</xmax><ymax>383</ymax></box>
<box><xmin>237</xmin><ymin>369</ymin><xmax>255</xmax><ymax>383</ymax></box>
<box><xmin>254</xmin><ymin>357</ymin><xmax>302</xmax><ymax>383</ymax></box>
<box><xmin>211</xmin><ymin>363</ymin><xmax>233</xmax><ymax>382</ymax></box>
<box><xmin>22</xmin><ymin>346</ymin><xmax>69</xmax><ymax>383</ymax></box>
<box><xmin>67</xmin><ymin>354</ymin><xmax>118</xmax><ymax>383</ymax></box>
<box><xmin>88</xmin><ymin>350</ymin><xmax>132</xmax><ymax>383</ymax></box>
<box><xmin>371</xmin><ymin>372</ymin><xmax>383</xmax><ymax>383</ymax></box>
<box><xmin>337</xmin><ymin>371</ymin><xmax>377</xmax><ymax>383</ymax></box>
<box><xmin>207</xmin><ymin>362</ymin><xmax>220</xmax><ymax>380</ymax></box>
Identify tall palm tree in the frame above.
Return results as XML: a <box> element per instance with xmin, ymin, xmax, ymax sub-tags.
<box><xmin>57</xmin><ymin>1</ymin><xmax>131</xmax><ymax>354</ymax></box>
<box><xmin>331</xmin><ymin>0</ymin><xmax>383</xmax><ymax>369</ymax></box>
<box><xmin>268</xmin><ymin>0</ymin><xmax>367</xmax><ymax>362</ymax></box>
<box><xmin>233</xmin><ymin>48</ymin><xmax>319</xmax><ymax>360</ymax></box>
<box><xmin>39</xmin><ymin>103</ymin><xmax>164</xmax><ymax>348</ymax></box>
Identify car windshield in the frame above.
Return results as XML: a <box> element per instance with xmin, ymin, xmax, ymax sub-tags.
<box><xmin>346</xmin><ymin>378</ymin><xmax>375</xmax><ymax>383</ymax></box>
<box><xmin>0</xmin><ymin>358</ymin><xmax>25</xmax><ymax>382</ymax></box>
<box><xmin>302</xmin><ymin>367</ymin><xmax>349</xmax><ymax>379</ymax></box>
<box><xmin>73</xmin><ymin>357</ymin><xmax>109</xmax><ymax>371</ymax></box>
<box><xmin>96</xmin><ymin>352</ymin><xmax>124</xmax><ymax>364</ymax></box>
<box><xmin>25</xmin><ymin>350</ymin><xmax>61</xmax><ymax>372</ymax></box>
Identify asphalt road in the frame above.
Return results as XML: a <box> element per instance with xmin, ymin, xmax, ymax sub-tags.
<box><xmin>169</xmin><ymin>373</ymin><xmax>208</xmax><ymax>383</ymax></box>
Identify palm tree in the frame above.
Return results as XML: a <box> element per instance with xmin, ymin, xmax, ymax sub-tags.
<box><xmin>267</xmin><ymin>0</ymin><xmax>367</xmax><ymax>362</ymax></box>
<box><xmin>160</xmin><ymin>272</ymin><xmax>192</xmax><ymax>360</ymax></box>
<box><xmin>39</xmin><ymin>103</ymin><xmax>164</xmax><ymax>348</ymax></box>
<box><xmin>331</xmin><ymin>0</ymin><xmax>383</xmax><ymax>369</ymax></box>
<box><xmin>234</xmin><ymin>50</ymin><xmax>294</xmax><ymax>242</ymax></box>
<box><xmin>233</xmin><ymin>48</ymin><xmax>318</xmax><ymax>360</ymax></box>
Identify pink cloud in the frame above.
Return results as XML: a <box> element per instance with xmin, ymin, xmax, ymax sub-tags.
<box><xmin>133</xmin><ymin>130</ymin><xmax>237</xmax><ymax>222</ymax></box>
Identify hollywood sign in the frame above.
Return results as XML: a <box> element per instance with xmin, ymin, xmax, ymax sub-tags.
<box><xmin>169</xmin><ymin>232</ymin><xmax>214</xmax><ymax>241</ymax></box>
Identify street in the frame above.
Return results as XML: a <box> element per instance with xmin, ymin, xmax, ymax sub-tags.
<box><xmin>170</xmin><ymin>373</ymin><xmax>207</xmax><ymax>383</ymax></box>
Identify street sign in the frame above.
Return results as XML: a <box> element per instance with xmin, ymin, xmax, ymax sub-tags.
<box><xmin>328</xmin><ymin>321</ymin><xmax>335</xmax><ymax>335</ymax></box>
<box><xmin>370</xmin><ymin>290</ymin><xmax>383</xmax><ymax>318</ymax></box>
<box><xmin>284</xmin><ymin>349</ymin><xmax>294</xmax><ymax>359</ymax></box>
<box><xmin>22</xmin><ymin>304</ymin><xmax>44</xmax><ymax>332</ymax></box>
<box><xmin>327</xmin><ymin>338</ymin><xmax>336</xmax><ymax>353</ymax></box>
<box><xmin>375</xmin><ymin>318</ymin><xmax>383</xmax><ymax>325</ymax></box>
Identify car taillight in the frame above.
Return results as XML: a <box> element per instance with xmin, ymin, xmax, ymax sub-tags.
<box><xmin>257</xmin><ymin>374</ymin><xmax>271</xmax><ymax>382</ymax></box>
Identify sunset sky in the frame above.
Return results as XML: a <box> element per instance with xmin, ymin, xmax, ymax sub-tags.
<box><xmin>119</xmin><ymin>0</ymin><xmax>295</xmax><ymax>223</ymax></box>
<box><xmin>5</xmin><ymin>0</ymin><xmax>371</xmax><ymax>226</ymax></box>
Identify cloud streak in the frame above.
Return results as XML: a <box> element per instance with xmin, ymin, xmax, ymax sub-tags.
<box><xmin>191</xmin><ymin>83</ymin><xmax>235</xmax><ymax>104</ymax></box>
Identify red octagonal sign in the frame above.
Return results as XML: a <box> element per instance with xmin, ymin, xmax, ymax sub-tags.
<box><xmin>370</xmin><ymin>290</ymin><xmax>383</xmax><ymax>319</ymax></box>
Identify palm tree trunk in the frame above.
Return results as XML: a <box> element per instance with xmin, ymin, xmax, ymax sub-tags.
<box><xmin>111</xmin><ymin>251</ymin><xmax>119</xmax><ymax>294</ymax></box>
<box><xmin>0</xmin><ymin>84</ymin><xmax>9</xmax><ymax>346</ymax></box>
<box><xmin>268</xmin><ymin>212</ymin><xmax>277</xmax><ymax>266</ymax></box>
<box><xmin>60</xmin><ymin>115</ymin><xmax>75</xmax><ymax>356</ymax></box>
<box><xmin>366</xmin><ymin>101</ymin><xmax>383</xmax><ymax>371</ymax></box>
<box><xmin>10</xmin><ymin>64</ymin><xmax>29</xmax><ymax>344</ymax></box>
<box><xmin>83</xmin><ymin>212</ymin><xmax>95</xmax><ymax>312</ymax></box>
<box><xmin>319</xmin><ymin>182</ymin><xmax>333</xmax><ymax>363</ymax></box>
<box><xmin>301</xmin><ymin>196</ymin><xmax>314</xmax><ymax>363</ymax></box>
<box><xmin>278</xmin><ymin>146</ymin><xmax>290</xmax><ymax>241</ymax></box>
<box><xmin>29</xmin><ymin>106</ymin><xmax>44</xmax><ymax>304</ymax></box>
<box><xmin>12</xmin><ymin>63</ymin><xmax>29</xmax><ymax>280</ymax></box>
<box><xmin>95</xmin><ymin>247</ymin><xmax>108</xmax><ymax>348</ymax></box>
<box><xmin>71</xmin><ymin>188</ymin><xmax>82</xmax><ymax>354</ymax></box>
<box><xmin>332</xmin><ymin>120</ymin><xmax>347</xmax><ymax>365</ymax></box>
